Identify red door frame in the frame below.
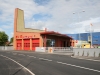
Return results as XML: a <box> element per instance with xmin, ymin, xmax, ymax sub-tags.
<box><xmin>16</xmin><ymin>39</ymin><xmax>22</xmax><ymax>50</ymax></box>
<box><xmin>32</xmin><ymin>38</ymin><xmax>39</xmax><ymax>51</ymax></box>
<box><xmin>23</xmin><ymin>39</ymin><xmax>30</xmax><ymax>50</ymax></box>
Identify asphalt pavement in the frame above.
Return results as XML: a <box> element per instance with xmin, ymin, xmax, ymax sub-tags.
<box><xmin>0</xmin><ymin>50</ymin><xmax>100</xmax><ymax>75</ymax></box>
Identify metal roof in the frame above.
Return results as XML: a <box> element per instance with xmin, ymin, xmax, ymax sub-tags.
<box><xmin>40</xmin><ymin>31</ymin><xmax>72</xmax><ymax>39</ymax></box>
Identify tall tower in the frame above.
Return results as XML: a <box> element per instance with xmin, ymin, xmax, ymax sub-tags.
<box><xmin>13</xmin><ymin>8</ymin><xmax>44</xmax><ymax>50</ymax></box>
<box><xmin>14</xmin><ymin>8</ymin><xmax>25</xmax><ymax>32</ymax></box>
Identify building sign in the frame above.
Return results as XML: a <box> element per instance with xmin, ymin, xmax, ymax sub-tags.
<box><xmin>23</xmin><ymin>36</ymin><xmax>33</xmax><ymax>39</ymax></box>
<box><xmin>16</xmin><ymin>35</ymin><xmax>33</xmax><ymax>39</ymax></box>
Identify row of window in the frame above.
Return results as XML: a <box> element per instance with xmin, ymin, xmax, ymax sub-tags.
<box><xmin>93</xmin><ymin>40</ymin><xmax>98</xmax><ymax>42</ymax></box>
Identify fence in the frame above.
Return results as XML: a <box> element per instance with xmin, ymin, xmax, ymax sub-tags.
<box><xmin>53</xmin><ymin>47</ymin><xmax>73</xmax><ymax>52</ymax></box>
<box><xmin>35</xmin><ymin>47</ymin><xmax>100</xmax><ymax>57</ymax></box>
<box><xmin>73</xmin><ymin>48</ymin><xmax>100</xmax><ymax>57</ymax></box>
<box><xmin>35</xmin><ymin>47</ymin><xmax>46</xmax><ymax>52</ymax></box>
<box><xmin>0</xmin><ymin>46</ymin><xmax>14</xmax><ymax>51</ymax></box>
<box><xmin>35</xmin><ymin>47</ymin><xmax>73</xmax><ymax>53</ymax></box>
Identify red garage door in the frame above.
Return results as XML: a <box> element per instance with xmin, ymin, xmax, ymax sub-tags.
<box><xmin>32</xmin><ymin>38</ymin><xmax>39</xmax><ymax>51</ymax></box>
<box><xmin>16</xmin><ymin>39</ymin><xmax>22</xmax><ymax>50</ymax></box>
<box><xmin>24</xmin><ymin>39</ymin><xmax>30</xmax><ymax>50</ymax></box>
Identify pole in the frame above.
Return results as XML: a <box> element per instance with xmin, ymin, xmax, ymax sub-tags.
<box><xmin>73</xmin><ymin>10</ymin><xmax>85</xmax><ymax>48</ymax></box>
<box><xmin>77</xmin><ymin>12</ymin><xmax>81</xmax><ymax>48</ymax></box>
<box><xmin>90</xmin><ymin>23</ymin><xmax>92</xmax><ymax>48</ymax></box>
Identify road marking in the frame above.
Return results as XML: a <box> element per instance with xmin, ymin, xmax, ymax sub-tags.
<box><xmin>92</xmin><ymin>59</ymin><xmax>100</xmax><ymax>61</ymax></box>
<box><xmin>39</xmin><ymin>58</ymin><xmax>44</xmax><ymax>59</ymax></box>
<box><xmin>39</xmin><ymin>58</ymin><xmax>52</xmax><ymax>61</ymax></box>
<box><xmin>12</xmin><ymin>53</ymin><xmax>17</xmax><ymax>55</ymax></box>
<box><xmin>0</xmin><ymin>55</ymin><xmax>35</xmax><ymax>75</ymax></box>
<box><xmin>76</xmin><ymin>58</ymin><xmax>85</xmax><ymax>59</ymax></box>
<box><xmin>57</xmin><ymin>61</ymin><xmax>67</xmax><ymax>64</ymax></box>
<box><xmin>21</xmin><ymin>54</ymin><xmax>25</xmax><ymax>56</ymax></box>
<box><xmin>18</xmin><ymin>54</ymin><xmax>25</xmax><ymax>56</ymax></box>
<box><xmin>27</xmin><ymin>55</ymin><xmax>36</xmax><ymax>58</ymax></box>
<box><xmin>33</xmin><ymin>57</ymin><xmax>36</xmax><ymax>58</ymax></box>
<box><xmin>57</xmin><ymin>61</ymin><xmax>100</xmax><ymax>73</ymax></box>
<box><xmin>42</xmin><ymin>58</ymin><xmax>52</xmax><ymax>61</ymax></box>
<box><xmin>86</xmin><ymin>59</ymin><xmax>100</xmax><ymax>61</ymax></box>
<box><xmin>71</xmin><ymin>56</ymin><xmax>100</xmax><ymax>62</ymax></box>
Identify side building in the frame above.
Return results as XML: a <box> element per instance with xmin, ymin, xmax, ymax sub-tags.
<box><xmin>13</xmin><ymin>8</ymin><xmax>73</xmax><ymax>50</ymax></box>
<box><xmin>67</xmin><ymin>32</ymin><xmax>100</xmax><ymax>48</ymax></box>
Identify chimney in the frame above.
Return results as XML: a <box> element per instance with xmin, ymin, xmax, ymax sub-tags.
<box><xmin>45</xmin><ymin>28</ymin><xmax>47</xmax><ymax>32</ymax></box>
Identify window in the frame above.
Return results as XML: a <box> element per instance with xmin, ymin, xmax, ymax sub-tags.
<box><xmin>93</xmin><ymin>40</ymin><xmax>98</xmax><ymax>42</ymax></box>
<box><xmin>93</xmin><ymin>36</ymin><xmax>99</xmax><ymax>38</ymax></box>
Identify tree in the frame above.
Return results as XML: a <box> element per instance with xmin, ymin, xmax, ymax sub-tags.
<box><xmin>10</xmin><ymin>37</ymin><xmax>13</xmax><ymax>43</ymax></box>
<box><xmin>0</xmin><ymin>31</ymin><xmax>8</xmax><ymax>46</ymax></box>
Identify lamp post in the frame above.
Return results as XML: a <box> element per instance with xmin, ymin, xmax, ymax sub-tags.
<box><xmin>73</xmin><ymin>10</ymin><xmax>85</xmax><ymax>48</ymax></box>
<box><xmin>85</xmin><ymin>23</ymin><xmax>93</xmax><ymax>48</ymax></box>
<box><xmin>90</xmin><ymin>23</ymin><xmax>93</xmax><ymax>48</ymax></box>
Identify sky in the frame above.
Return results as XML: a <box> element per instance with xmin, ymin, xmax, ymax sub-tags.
<box><xmin>0</xmin><ymin>0</ymin><xmax>100</xmax><ymax>40</ymax></box>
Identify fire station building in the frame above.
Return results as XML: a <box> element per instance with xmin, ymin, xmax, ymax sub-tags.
<box><xmin>13</xmin><ymin>8</ymin><xmax>73</xmax><ymax>51</ymax></box>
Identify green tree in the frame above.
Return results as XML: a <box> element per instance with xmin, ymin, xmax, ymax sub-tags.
<box><xmin>0</xmin><ymin>31</ymin><xmax>8</xmax><ymax>46</ymax></box>
<box><xmin>10</xmin><ymin>37</ymin><xmax>13</xmax><ymax>43</ymax></box>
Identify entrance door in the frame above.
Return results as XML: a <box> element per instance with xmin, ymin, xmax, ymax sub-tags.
<box><xmin>16</xmin><ymin>39</ymin><xmax>22</xmax><ymax>50</ymax></box>
<box><xmin>23</xmin><ymin>39</ymin><xmax>30</xmax><ymax>50</ymax></box>
<box><xmin>63</xmin><ymin>41</ymin><xmax>66</xmax><ymax>47</ymax></box>
<box><xmin>32</xmin><ymin>38</ymin><xmax>39</xmax><ymax>51</ymax></box>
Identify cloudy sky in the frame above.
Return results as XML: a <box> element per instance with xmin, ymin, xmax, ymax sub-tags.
<box><xmin>0</xmin><ymin>0</ymin><xmax>100</xmax><ymax>40</ymax></box>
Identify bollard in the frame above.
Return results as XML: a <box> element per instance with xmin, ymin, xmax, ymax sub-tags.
<box><xmin>87</xmin><ymin>52</ymin><xmax>89</xmax><ymax>57</ymax></box>
<box><xmin>94</xmin><ymin>52</ymin><xmax>95</xmax><ymax>57</ymax></box>
<box><xmin>78</xmin><ymin>52</ymin><xmax>79</xmax><ymax>56</ymax></box>
<box><xmin>82</xmin><ymin>51</ymin><xmax>84</xmax><ymax>56</ymax></box>
<box><xmin>99</xmin><ymin>53</ymin><xmax>100</xmax><ymax>57</ymax></box>
<box><xmin>48</xmin><ymin>48</ymin><xmax>53</xmax><ymax>53</ymax></box>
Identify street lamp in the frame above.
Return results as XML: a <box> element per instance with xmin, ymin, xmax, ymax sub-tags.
<box><xmin>85</xmin><ymin>23</ymin><xmax>94</xmax><ymax>48</ymax></box>
<box><xmin>73</xmin><ymin>10</ymin><xmax>85</xmax><ymax>48</ymax></box>
<box><xmin>90</xmin><ymin>23</ymin><xmax>93</xmax><ymax>48</ymax></box>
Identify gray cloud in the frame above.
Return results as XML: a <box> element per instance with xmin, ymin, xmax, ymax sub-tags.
<box><xmin>0</xmin><ymin>0</ymin><xmax>100</xmax><ymax>37</ymax></box>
